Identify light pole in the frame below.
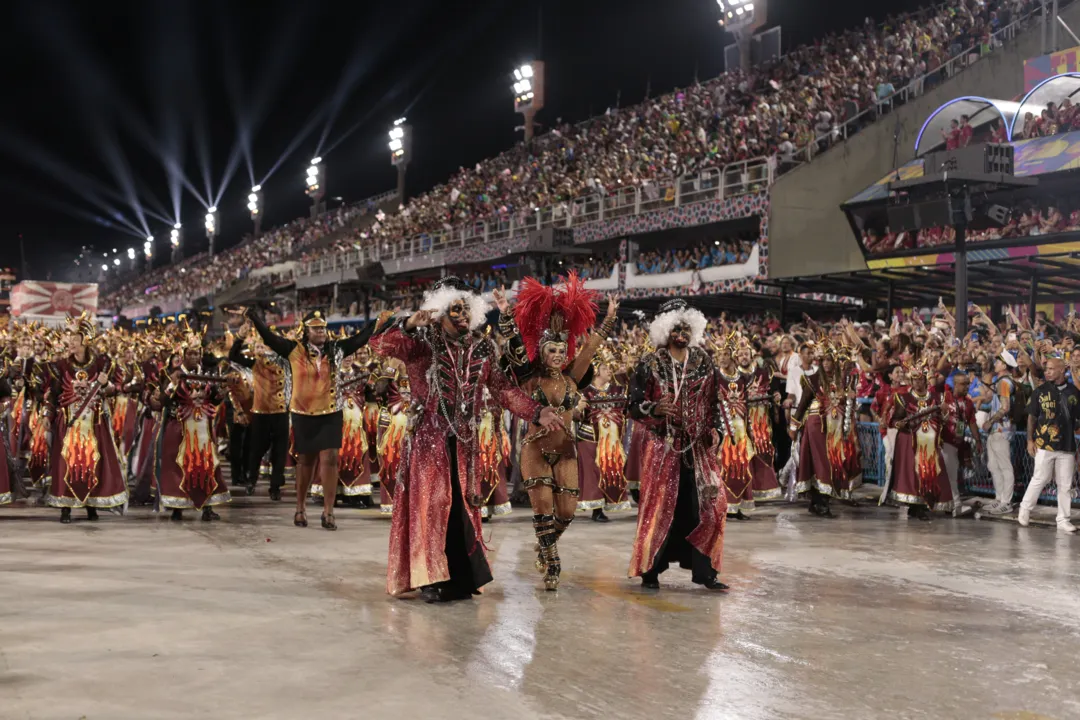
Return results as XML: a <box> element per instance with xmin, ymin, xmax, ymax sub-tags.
<box><xmin>127</xmin><ymin>247</ymin><xmax>136</xmax><ymax>272</ymax></box>
<box><xmin>512</xmin><ymin>62</ymin><xmax>545</xmax><ymax>143</ymax></box>
<box><xmin>388</xmin><ymin>118</ymin><xmax>412</xmax><ymax>206</ymax></box>
<box><xmin>248</xmin><ymin>184</ymin><xmax>264</xmax><ymax>237</ymax></box>
<box><xmin>305</xmin><ymin>157</ymin><xmax>325</xmax><ymax>217</ymax></box>
<box><xmin>205</xmin><ymin>207</ymin><xmax>218</xmax><ymax>259</ymax></box>
<box><xmin>716</xmin><ymin>0</ymin><xmax>766</xmax><ymax>70</ymax></box>
<box><xmin>144</xmin><ymin>237</ymin><xmax>154</xmax><ymax>270</ymax></box>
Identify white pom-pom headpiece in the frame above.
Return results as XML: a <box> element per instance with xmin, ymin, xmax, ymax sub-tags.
<box><xmin>648</xmin><ymin>299</ymin><xmax>706</xmax><ymax>348</ymax></box>
<box><xmin>420</xmin><ymin>277</ymin><xmax>489</xmax><ymax>331</ymax></box>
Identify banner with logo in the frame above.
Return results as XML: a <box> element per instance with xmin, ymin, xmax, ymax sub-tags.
<box><xmin>10</xmin><ymin>281</ymin><xmax>99</xmax><ymax>317</ymax></box>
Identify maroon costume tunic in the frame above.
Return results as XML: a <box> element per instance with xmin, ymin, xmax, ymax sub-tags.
<box><xmin>371</xmin><ymin>323</ymin><xmax>541</xmax><ymax>597</ymax></box>
<box><xmin>627</xmin><ymin>347</ymin><xmax>726</xmax><ymax>578</ymax></box>
<box><xmin>130</xmin><ymin>359</ymin><xmax>163</xmax><ymax>504</ymax></box>
<box><xmin>46</xmin><ymin>353</ymin><xmax>128</xmax><ymax>508</ymax></box>
<box><xmin>716</xmin><ymin>365</ymin><xmax>755</xmax><ymax>513</ymax></box>
<box><xmin>576</xmin><ymin>381</ymin><xmax>630</xmax><ymax>513</ymax></box>
<box><xmin>887</xmin><ymin>386</ymin><xmax>953</xmax><ymax>510</ymax></box>
<box><xmin>745</xmin><ymin>365</ymin><xmax>780</xmax><ymax>500</ymax></box>
<box><xmin>157</xmin><ymin>370</ymin><xmax>231</xmax><ymax>510</ymax></box>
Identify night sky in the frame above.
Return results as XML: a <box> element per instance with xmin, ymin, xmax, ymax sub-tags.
<box><xmin>0</xmin><ymin>0</ymin><xmax>927</xmax><ymax>281</ymax></box>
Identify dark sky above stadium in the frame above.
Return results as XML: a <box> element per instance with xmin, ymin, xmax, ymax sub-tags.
<box><xmin>0</xmin><ymin>0</ymin><xmax>927</xmax><ymax>280</ymax></box>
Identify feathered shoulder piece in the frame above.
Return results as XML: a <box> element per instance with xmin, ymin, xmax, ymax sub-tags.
<box><xmin>513</xmin><ymin>272</ymin><xmax>598</xmax><ymax>363</ymax></box>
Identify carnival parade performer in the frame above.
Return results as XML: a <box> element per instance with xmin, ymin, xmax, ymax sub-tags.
<box><xmin>246</xmin><ymin>307</ymin><xmax>376</xmax><ymax>530</ymax></box>
<box><xmin>627</xmin><ymin>299</ymin><xmax>728</xmax><ymax>591</ymax></box>
<box><xmin>738</xmin><ymin>343</ymin><xmax>781</xmax><ymax>502</ymax></box>
<box><xmin>46</xmin><ymin>313</ymin><xmax>128</xmax><ymax>523</ymax></box>
<box><xmin>155</xmin><ymin>326</ymin><xmax>232</xmax><ymax>521</ymax></box>
<box><xmin>497</xmin><ymin>274</ymin><xmax>618</xmax><ymax>591</ymax></box>
<box><xmin>315</xmin><ymin>351</ymin><xmax>373</xmax><ymax>501</ymax></box>
<box><xmin>375</xmin><ymin>358</ymin><xmax>409</xmax><ymax>514</ymax></box>
<box><xmin>884</xmin><ymin>360</ymin><xmax>952</xmax><ymax>520</ymax></box>
<box><xmin>714</xmin><ymin>335</ymin><xmax>756</xmax><ymax>517</ymax></box>
<box><xmin>575</xmin><ymin>349</ymin><xmax>631</xmax><ymax>521</ymax></box>
<box><xmin>369</xmin><ymin>277</ymin><xmax>561</xmax><ymax>603</ymax></box>
<box><xmin>477</xmin><ymin>386</ymin><xmax>513</xmax><ymax>520</ymax></box>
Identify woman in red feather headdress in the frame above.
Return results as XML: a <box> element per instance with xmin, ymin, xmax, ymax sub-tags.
<box><xmin>496</xmin><ymin>273</ymin><xmax>619</xmax><ymax>591</ymax></box>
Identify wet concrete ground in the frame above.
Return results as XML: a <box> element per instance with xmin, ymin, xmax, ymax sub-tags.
<box><xmin>1</xmin><ymin>493</ymin><xmax>1078</xmax><ymax>720</ymax></box>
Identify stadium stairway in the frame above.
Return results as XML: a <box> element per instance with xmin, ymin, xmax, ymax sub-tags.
<box><xmin>768</xmin><ymin>3</ymin><xmax>1080</xmax><ymax>279</ymax></box>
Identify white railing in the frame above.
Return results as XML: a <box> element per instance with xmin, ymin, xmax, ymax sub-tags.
<box><xmin>299</xmin><ymin>156</ymin><xmax>774</xmax><ymax>277</ymax></box>
<box><xmin>793</xmin><ymin>6</ymin><xmax>1038</xmax><ymax>164</ymax></box>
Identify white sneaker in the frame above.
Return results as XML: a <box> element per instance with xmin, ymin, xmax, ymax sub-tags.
<box><xmin>1017</xmin><ymin>508</ymin><xmax>1030</xmax><ymax>527</ymax></box>
<box><xmin>984</xmin><ymin>501</ymin><xmax>1011</xmax><ymax>516</ymax></box>
<box><xmin>1058</xmin><ymin>522</ymin><xmax>1077</xmax><ymax>534</ymax></box>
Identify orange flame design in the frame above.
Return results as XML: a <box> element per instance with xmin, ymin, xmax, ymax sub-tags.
<box><xmin>825</xmin><ymin>408</ymin><xmax>846</xmax><ymax>478</ymax></box>
<box><xmin>377</xmin><ymin>411</ymin><xmax>408</xmax><ymax>483</ymax></box>
<box><xmin>748</xmin><ymin>405</ymin><xmax>773</xmax><ymax>457</ymax></box>
<box><xmin>339</xmin><ymin>404</ymin><xmax>368</xmax><ymax>475</ymax></box>
<box><xmin>61</xmin><ymin>416</ymin><xmax>100</xmax><ymax>499</ymax></box>
<box><xmin>111</xmin><ymin>396</ymin><xmax>130</xmax><ymax>446</ymax></box>
<box><xmin>914</xmin><ymin>425</ymin><xmax>942</xmax><ymax>500</ymax></box>
<box><xmin>180</xmin><ymin>424</ymin><xmax>217</xmax><ymax>492</ymax></box>
<box><xmin>595</xmin><ymin>418</ymin><xmax>626</xmax><ymax>489</ymax></box>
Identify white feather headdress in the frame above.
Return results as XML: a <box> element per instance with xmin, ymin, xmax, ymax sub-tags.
<box><xmin>648</xmin><ymin>300</ymin><xmax>706</xmax><ymax>348</ymax></box>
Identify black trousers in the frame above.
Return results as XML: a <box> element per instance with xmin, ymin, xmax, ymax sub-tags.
<box><xmin>228</xmin><ymin>422</ymin><xmax>250</xmax><ymax>487</ymax></box>
<box><xmin>441</xmin><ymin>437</ymin><xmax>493</xmax><ymax>596</ymax></box>
<box><xmin>247</xmin><ymin>412</ymin><xmax>290</xmax><ymax>490</ymax></box>
<box><xmin>645</xmin><ymin>462</ymin><xmax>717</xmax><ymax>582</ymax></box>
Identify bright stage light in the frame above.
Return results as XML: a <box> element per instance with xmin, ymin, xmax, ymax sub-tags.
<box><xmin>101</xmin><ymin>264</ymin><xmax>108</xmax><ymax>272</ymax></box>
<box><xmin>310</xmin><ymin>157</ymin><xmax>322</xmax><ymax>165</ymax></box>
<box><xmin>113</xmin><ymin>257</ymin><xmax>121</xmax><ymax>266</ymax></box>
<box><xmin>170</xmin><ymin>228</ymin><xmax>180</xmax><ymax>248</ymax></box>
<box><xmin>393</xmin><ymin>117</ymin><xmax>406</xmax><ymax>126</ymax></box>
<box><xmin>388</xmin><ymin>138</ymin><xmax>403</xmax><ymax>152</ymax></box>
<box><xmin>127</xmin><ymin>248</ymin><xmax>135</xmax><ymax>259</ymax></box>
<box><xmin>208</xmin><ymin>205</ymin><xmax>217</xmax><ymax>213</ymax></box>
<box><xmin>306</xmin><ymin>161</ymin><xmax>323</xmax><ymax>197</ymax></box>
<box><xmin>252</xmin><ymin>184</ymin><xmax>262</xmax><ymax>192</ymax></box>
<box><xmin>248</xmin><ymin>192</ymin><xmax>259</xmax><ymax>202</ymax></box>
<box><xmin>173</xmin><ymin>222</ymin><xmax>181</xmax><ymax>230</ymax></box>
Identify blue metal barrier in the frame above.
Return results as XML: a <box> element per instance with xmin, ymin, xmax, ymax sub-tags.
<box><xmin>852</xmin><ymin>423</ymin><xmax>1078</xmax><ymax>507</ymax></box>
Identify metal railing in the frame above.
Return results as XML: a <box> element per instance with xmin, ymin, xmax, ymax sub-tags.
<box><xmin>299</xmin><ymin>157</ymin><xmax>773</xmax><ymax>277</ymax></box>
<box><xmin>794</xmin><ymin>7</ymin><xmax>1036</xmax><ymax>164</ymax></box>
<box><xmin>855</xmin><ymin>421</ymin><xmax>1078</xmax><ymax>506</ymax></box>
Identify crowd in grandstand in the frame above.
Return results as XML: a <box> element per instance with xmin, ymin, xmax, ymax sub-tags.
<box><xmin>97</xmin><ymin>0</ymin><xmax>1040</xmax><ymax>313</ymax></box>
<box><xmin>863</xmin><ymin>198</ymin><xmax>1080</xmax><ymax>254</ymax></box>
<box><xmin>634</xmin><ymin>239</ymin><xmax>753</xmax><ymax>274</ymax></box>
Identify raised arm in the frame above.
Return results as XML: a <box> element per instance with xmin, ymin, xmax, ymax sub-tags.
<box><xmin>246</xmin><ymin>309</ymin><xmax>296</xmax><ymax>359</ymax></box>
<box><xmin>228</xmin><ymin>334</ymin><xmax>255</xmax><ymax>369</ymax></box>
<box><xmin>337</xmin><ymin>321</ymin><xmax>377</xmax><ymax>358</ymax></box>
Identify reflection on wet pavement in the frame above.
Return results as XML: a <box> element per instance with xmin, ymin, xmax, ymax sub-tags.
<box><xmin>1</xmin><ymin>500</ymin><xmax>1078</xmax><ymax>719</ymax></box>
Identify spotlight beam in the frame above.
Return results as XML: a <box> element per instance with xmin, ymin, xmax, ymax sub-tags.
<box><xmin>258</xmin><ymin>100</ymin><xmax>331</xmax><ymax>187</ymax></box>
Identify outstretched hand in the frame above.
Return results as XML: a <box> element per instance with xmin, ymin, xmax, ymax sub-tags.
<box><xmin>493</xmin><ymin>286</ymin><xmax>511</xmax><ymax>314</ymax></box>
<box><xmin>605</xmin><ymin>294</ymin><xmax>621</xmax><ymax>320</ymax></box>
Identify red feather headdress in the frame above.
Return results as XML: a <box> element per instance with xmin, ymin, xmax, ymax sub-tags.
<box><xmin>513</xmin><ymin>272</ymin><xmax>598</xmax><ymax>363</ymax></box>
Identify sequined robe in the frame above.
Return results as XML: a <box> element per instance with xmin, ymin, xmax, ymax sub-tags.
<box><xmin>627</xmin><ymin>347</ymin><xmax>726</xmax><ymax>578</ymax></box>
<box><xmin>370</xmin><ymin>323</ymin><xmax>542</xmax><ymax>596</ymax></box>
<box><xmin>377</xmin><ymin>375</ymin><xmax>409</xmax><ymax>514</ymax></box>
<box><xmin>46</xmin><ymin>353</ymin><xmax>128</xmax><ymax>508</ymax></box>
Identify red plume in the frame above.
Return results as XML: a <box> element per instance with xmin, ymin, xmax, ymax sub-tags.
<box><xmin>553</xmin><ymin>271</ymin><xmax>598</xmax><ymax>361</ymax></box>
<box><xmin>513</xmin><ymin>276</ymin><xmax>555</xmax><ymax>362</ymax></box>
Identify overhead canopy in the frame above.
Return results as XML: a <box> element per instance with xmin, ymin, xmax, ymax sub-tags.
<box><xmin>914</xmin><ymin>96</ymin><xmax>1020</xmax><ymax>156</ymax></box>
<box><xmin>1011</xmin><ymin>72</ymin><xmax>1080</xmax><ymax>136</ymax></box>
<box><xmin>762</xmin><ymin>244</ymin><xmax>1080</xmax><ymax>308</ymax></box>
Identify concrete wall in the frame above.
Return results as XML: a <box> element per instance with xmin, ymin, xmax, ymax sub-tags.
<box><xmin>768</xmin><ymin>6</ymin><xmax>1080</xmax><ymax>279</ymax></box>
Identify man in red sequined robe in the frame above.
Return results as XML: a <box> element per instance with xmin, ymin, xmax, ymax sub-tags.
<box><xmin>628</xmin><ymin>299</ymin><xmax>728</xmax><ymax>591</ymax></box>
<box><xmin>941</xmin><ymin>373</ymin><xmax>981</xmax><ymax>518</ymax></box>
<box><xmin>46</xmin><ymin>314</ymin><xmax>128</xmax><ymax>523</ymax></box>
<box><xmin>157</xmin><ymin>335</ymin><xmax>231</xmax><ymax>521</ymax></box>
<box><xmin>886</xmin><ymin>364</ymin><xmax>951</xmax><ymax>520</ymax></box>
<box><xmin>369</xmin><ymin>277</ymin><xmax>560</xmax><ymax>603</ymax></box>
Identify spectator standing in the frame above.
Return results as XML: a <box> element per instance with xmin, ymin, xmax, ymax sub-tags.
<box><xmin>1018</xmin><ymin>357</ymin><xmax>1080</xmax><ymax>532</ymax></box>
<box><xmin>981</xmin><ymin>351</ymin><xmax>1018</xmax><ymax>515</ymax></box>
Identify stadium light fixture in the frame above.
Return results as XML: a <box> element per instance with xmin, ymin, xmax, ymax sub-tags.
<box><xmin>113</xmin><ymin>257</ymin><xmax>121</xmax><ymax>267</ymax></box>
<box><xmin>101</xmin><ymin>263</ymin><xmax>108</xmax><ymax>272</ymax></box>
<box><xmin>512</xmin><ymin>61</ymin><xmax>545</xmax><ymax>142</ymax></box>
<box><xmin>305</xmin><ymin>159</ymin><xmax>325</xmax><ymax>203</ymax></box>
<box><xmin>716</xmin><ymin>0</ymin><xmax>759</xmax><ymax>29</ymax></box>
<box><xmin>127</xmin><ymin>248</ymin><xmax>135</xmax><ymax>260</ymax></box>
<box><xmin>248</xmin><ymin>185</ymin><xmax>264</xmax><ymax>236</ymax></box>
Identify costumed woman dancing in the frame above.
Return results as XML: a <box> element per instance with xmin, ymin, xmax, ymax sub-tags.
<box><xmin>496</xmin><ymin>275</ymin><xmax>618</xmax><ymax>591</ymax></box>
<box><xmin>370</xmin><ymin>277</ymin><xmax>561</xmax><ymax>603</ymax></box>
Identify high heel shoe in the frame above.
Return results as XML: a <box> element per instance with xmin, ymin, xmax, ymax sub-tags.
<box><xmin>321</xmin><ymin>512</ymin><xmax>337</xmax><ymax>531</ymax></box>
<box><xmin>294</xmin><ymin>511</ymin><xmax>308</xmax><ymax>528</ymax></box>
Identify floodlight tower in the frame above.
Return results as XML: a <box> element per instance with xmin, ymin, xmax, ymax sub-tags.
<box><xmin>305</xmin><ymin>157</ymin><xmax>326</xmax><ymax>217</ymax></box>
<box><xmin>170</xmin><ymin>225</ymin><xmax>181</xmax><ymax>263</ymax></box>
<box><xmin>248</xmin><ymin>185</ymin><xmax>264</xmax><ymax>237</ymax></box>
<box><xmin>144</xmin><ymin>237</ymin><xmax>154</xmax><ymax>270</ymax></box>
<box><xmin>388</xmin><ymin>118</ymin><xmax>412</xmax><ymax>205</ymax></box>
<box><xmin>205</xmin><ymin>207</ymin><xmax>219</xmax><ymax>259</ymax></box>
<box><xmin>127</xmin><ymin>247</ymin><xmax>136</xmax><ymax>272</ymax></box>
<box><xmin>716</xmin><ymin>0</ymin><xmax>768</xmax><ymax>70</ymax></box>
<box><xmin>512</xmin><ymin>61</ymin><xmax>545</xmax><ymax>143</ymax></box>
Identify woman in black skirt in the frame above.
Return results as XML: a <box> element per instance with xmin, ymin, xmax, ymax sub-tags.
<box><xmin>246</xmin><ymin>308</ymin><xmax>375</xmax><ymax>529</ymax></box>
